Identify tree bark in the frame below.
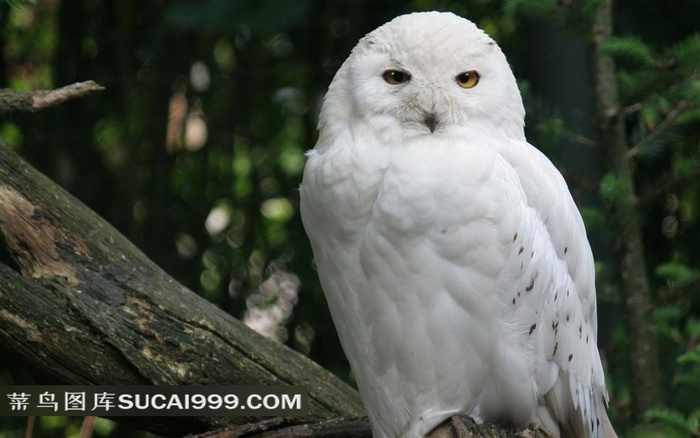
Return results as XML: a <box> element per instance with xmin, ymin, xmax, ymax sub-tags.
<box><xmin>190</xmin><ymin>415</ymin><xmax>553</xmax><ymax>438</ymax></box>
<box><xmin>0</xmin><ymin>137</ymin><xmax>363</xmax><ymax>436</ymax></box>
<box><xmin>591</xmin><ymin>0</ymin><xmax>662</xmax><ymax>420</ymax></box>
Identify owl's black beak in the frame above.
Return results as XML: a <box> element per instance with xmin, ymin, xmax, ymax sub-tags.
<box><xmin>424</xmin><ymin>113</ymin><xmax>438</xmax><ymax>134</ymax></box>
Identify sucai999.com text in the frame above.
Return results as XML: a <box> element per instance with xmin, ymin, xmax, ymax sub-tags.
<box><xmin>1</xmin><ymin>385</ymin><xmax>308</xmax><ymax>416</ymax></box>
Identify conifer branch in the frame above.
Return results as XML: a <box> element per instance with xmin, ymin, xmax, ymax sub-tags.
<box><xmin>626</xmin><ymin>100</ymin><xmax>688</xmax><ymax>159</ymax></box>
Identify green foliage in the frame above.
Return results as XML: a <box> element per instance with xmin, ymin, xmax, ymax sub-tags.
<box><xmin>655</xmin><ymin>262</ymin><xmax>697</xmax><ymax>283</ymax></box>
<box><xmin>602</xmin><ymin>36</ymin><xmax>656</xmax><ymax>66</ymax></box>
<box><xmin>669</xmin><ymin>34</ymin><xmax>700</xmax><ymax>75</ymax></box>
<box><xmin>643</xmin><ymin>408</ymin><xmax>698</xmax><ymax>438</ymax></box>
<box><xmin>646</xmin><ymin>311</ymin><xmax>700</xmax><ymax>435</ymax></box>
<box><xmin>653</xmin><ymin>306</ymin><xmax>682</xmax><ymax>342</ymax></box>
<box><xmin>0</xmin><ymin>123</ymin><xmax>22</xmax><ymax>149</ymax></box>
<box><xmin>614</xmin><ymin>32</ymin><xmax>700</xmax><ymax>135</ymax></box>
<box><xmin>610</xmin><ymin>32</ymin><xmax>700</xmax><ymax>180</ymax></box>
<box><xmin>0</xmin><ymin>417</ymin><xmax>120</xmax><ymax>438</ymax></box>
<box><xmin>677</xmin><ymin>344</ymin><xmax>700</xmax><ymax>388</ymax></box>
<box><xmin>579</xmin><ymin>207</ymin><xmax>605</xmax><ymax>230</ymax></box>
<box><xmin>641</xmin><ymin>340</ymin><xmax>700</xmax><ymax>436</ymax></box>
<box><xmin>2</xmin><ymin>0</ymin><xmax>57</xmax><ymax>91</ymax></box>
<box><xmin>3</xmin><ymin>0</ymin><xmax>34</xmax><ymax>11</ymax></box>
<box><xmin>599</xmin><ymin>172</ymin><xmax>630</xmax><ymax>205</ymax></box>
<box><xmin>535</xmin><ymin>118</ymin><xmax>564</xmax><ymax>152</ymax></box>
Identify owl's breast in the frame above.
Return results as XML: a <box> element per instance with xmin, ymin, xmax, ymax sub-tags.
<box><xmin>301</xmin><ymin>131</ymin><xmax>523</xmax><ymax>257</ymax></box>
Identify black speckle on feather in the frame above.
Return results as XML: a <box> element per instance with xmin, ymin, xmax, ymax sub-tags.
<box><xmin>526</xmin><ymin>273</ymin><xmax>537</xmax><ymax>292</ymax></box>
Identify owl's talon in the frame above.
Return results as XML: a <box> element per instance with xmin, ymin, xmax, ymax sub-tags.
<box><xmin>450</xmin><ymin>415</ymin><xmax>472</xmax><ymax>438</ymax></box>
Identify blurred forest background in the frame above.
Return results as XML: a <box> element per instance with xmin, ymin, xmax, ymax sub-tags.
<box><xmin>1</xmin><ymin>0</ymin><xmax>699</xmax><ymax>437</ymax></box>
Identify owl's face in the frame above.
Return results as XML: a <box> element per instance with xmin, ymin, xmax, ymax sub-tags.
<box><xmin>334</xmin><ymin>12</ymin><xmax>525</xmax><ymax>141</ymax></box>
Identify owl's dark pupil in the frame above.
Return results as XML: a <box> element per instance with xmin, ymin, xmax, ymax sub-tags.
<box><xmin>458</xmin><ymin>73</ymin><xmax>471</xmax><ymax>83</ymax></box>
<box><xmin>383</xmin><ymin>70</ymin><xmax>409</xmax><ymax>84</ymax></box>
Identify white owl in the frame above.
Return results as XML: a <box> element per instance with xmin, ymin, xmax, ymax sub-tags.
<box><xmin>300</xmin><ymin>11</ymin><xmax>615</xmax><ymax>438</ymax></box>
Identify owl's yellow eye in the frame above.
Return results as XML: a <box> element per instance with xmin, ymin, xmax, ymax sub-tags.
<box><xmin>456</xmin><ymin>70</ymin><xmax>480</xmax><ymax>88</ymax></box>
<box><xmin>382</xmin><ymin>70</ymin><xmax>411</xmax><ymax>84</ymax></box>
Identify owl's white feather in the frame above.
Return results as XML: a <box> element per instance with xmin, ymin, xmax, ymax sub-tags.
<box><xmin>300</xmin><ymin>11</ymin><xmax>615</xmax><ymax>438</ymax></box>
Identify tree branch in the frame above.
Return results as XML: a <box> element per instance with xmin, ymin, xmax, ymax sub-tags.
<box><xmin>189</xmin><ymin>415</ymin><xmax>553</xmax><ymax>438</ymax></box>
<box><xmin>626</xmin><ymin>100</ymin><xmax>688</xmax><ymax>159</ymax></box>
<box><xmin>0</xmin><ymin>81</ymin><xmax>105</xmax><ymax>115</ymax></box>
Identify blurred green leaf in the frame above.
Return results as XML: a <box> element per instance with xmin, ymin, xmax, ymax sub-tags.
<box><xmin>260</xmin><ymin>197</ymin><xmax>293</xmax><ymax>222</ymax></box>
<box><xmin>655</xmin><ymin>262</ymin><xmax>696</xmax><ymax>282</ymax></box>
<box><xmin>599</xmin><ymin>173</ymin><xmax>631</xmax><ymax>205</ymax></box>
<box><xmin>580</xmin><ymin>207</ymin><xmax>605</xmax><ymax>229</ymax></box>
<box><xmin>535</xmin><ymin>118</ymin><xmax>564</xmax><ymax>151</ymax></box>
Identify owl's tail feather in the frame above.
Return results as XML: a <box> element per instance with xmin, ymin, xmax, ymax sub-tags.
<box><xmin>541</xmin><ymin>371</ymin><xmax>617</xmax><ymax>438</ymax></box>
<box><xmin>599</xmin><ymin>410</ymin><xmax>617</xmax><ymax>438</ymax></box>
<box><xmin>591</xmin><ymin>385</ymin><xmax>617</xmax><ymax>438</ymax></box>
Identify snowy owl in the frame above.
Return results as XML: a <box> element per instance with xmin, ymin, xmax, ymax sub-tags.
<box><xmin>300</xmin><ymin>11</ymin><xmax>615</xmax><ymax>438</ymax></box>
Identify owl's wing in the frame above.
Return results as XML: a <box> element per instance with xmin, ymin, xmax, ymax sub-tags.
<box><xmin>498</xmin><ymin>140</ymin><xmax>609</xmax><ymax>436</ymax></box>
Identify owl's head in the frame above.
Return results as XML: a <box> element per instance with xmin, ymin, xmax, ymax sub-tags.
<box><xmin>320</xmin><ymin>12</ymin><xmax>526</xmax><ymax>142</ymax></box>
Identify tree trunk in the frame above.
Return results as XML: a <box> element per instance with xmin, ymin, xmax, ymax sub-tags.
<box><xmin>591</xmin><ymin>0</ymin><xmax>662</xmax><ymax>420</ymax></box>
